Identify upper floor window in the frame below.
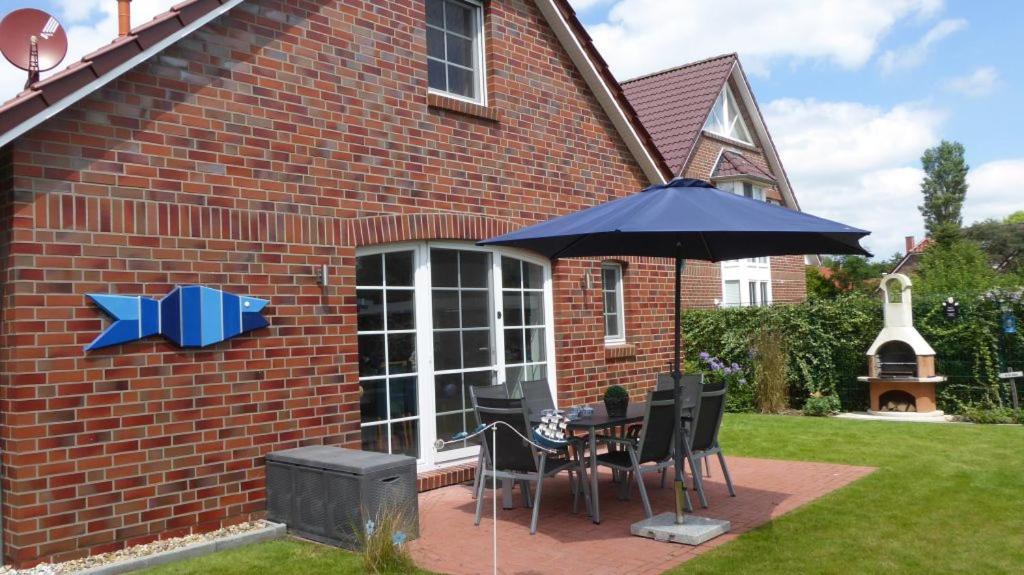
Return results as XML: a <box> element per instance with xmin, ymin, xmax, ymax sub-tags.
<box><xmin>703</xmin><ymin>86</ymin><xmax>752</xmax><ymax>144</ymax></box>
<box><xmin>719</xmin><ymin>180</ymin><xmax>764</xmax><ymax>201</ymax></box>
<box><xmin>720</xmin><ymin>181</ymin><xmax>768</xmax><ymax>265</ymax></box>
<box><xmin>426</xmin><ymin>0</ymin><xmax>486</xmax><ymax>104</ymax></box>
<box><xmin>602</xmin><ymin>263</ymin><xmax>626</xmax><ymax>343</ymax></box>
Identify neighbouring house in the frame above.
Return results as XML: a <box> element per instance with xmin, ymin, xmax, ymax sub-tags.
<box><xmin>891</xmin><ymin>235</ymin><xmax>933</xmax><ymax>275</ymax></box>
<box><xmin>0</xmin><ymin>0</ymin><xmax>687</xmax><ymax>566</ymax></box>
<box><xmin>622</xmin><ymin>54</ymin><xmax>809</xmax><ymax>308</ymax></box>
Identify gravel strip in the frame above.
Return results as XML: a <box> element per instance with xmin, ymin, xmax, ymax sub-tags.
<box><xmin>0</xmin><ymin>520</ymin><xmax>278</xmax><ymax>575</ymax></box>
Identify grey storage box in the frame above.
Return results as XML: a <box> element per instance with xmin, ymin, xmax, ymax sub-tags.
<box><xmin>266</xmin><ymin>446</ymin><xmax>418</xmax><ymax>550</ymax></box>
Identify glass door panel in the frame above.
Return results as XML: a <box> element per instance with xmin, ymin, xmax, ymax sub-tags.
<box><xmin>502</xmin><ymin>258</ymin><xmax>548</xmax><ymax>398</ymax></box>
<box><xmin>431</xmin><ymin>248</ymin><xmax>496</xmax><ymax>454</ymax></box>
<box><xmin>356</xmin><ymin>250</ymin><xmax>419</xmax><ymax>458</ymax></box>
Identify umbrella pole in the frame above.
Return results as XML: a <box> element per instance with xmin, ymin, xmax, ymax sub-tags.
<box><xmin>672</xmin><ymin>244</ymin><xmax>686</xmax><ymax>525</ymax></box>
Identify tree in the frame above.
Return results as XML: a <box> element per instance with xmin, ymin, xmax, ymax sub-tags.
<box><xmin>919</xmin><ymin>141</ymin><xmax>969</xmax><ymax>245</ymax></box>
<box><xmin>915</xmin><ymin>239</ymin><xmax>998</xmax><ymax>296</ymax></box>
<box><xmin>805</xmin><ymin>254</ymin><xmax>901</xmax><ymax>299</ymax></box>
<box><xmin>965</xmin><ymin>217</ymin><xmax>1024</xmax><ymax>274</ymax></box>
<box><xmin>1006</xmin><ymin>210</ymin><xmax>1024</xmax><ymax>225</ymax></box>
<box><xmin>806</xmin><ymin>266</ymin><xmax>841</xmax><ymax>299</ymax></box>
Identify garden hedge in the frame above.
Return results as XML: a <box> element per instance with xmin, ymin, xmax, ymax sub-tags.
<box><xmin>680</xmin><ymin>290</ymin><xmax>1023</xmax><ymax>414</ymax></box>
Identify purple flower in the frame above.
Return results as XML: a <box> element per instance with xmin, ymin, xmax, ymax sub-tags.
<box><xmin>731</xmin><ymin>363</ymin><xmax>740</xmax><ymax>371</ymax></box>
<box><xmin>698</xmin><ymin>351</ymin><xmax>710</xmax><ymax>361</ymax></box>
<box><xmin>723</xmin><ymin>367</ymin><xmax>733</xmax><ymax>375</ymax></box>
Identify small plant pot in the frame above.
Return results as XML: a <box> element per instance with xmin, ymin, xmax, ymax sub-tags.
<box><xmin>604</xmin><ymin>395</ymin><xmax>629</xmax><ymax>418</ymax></box>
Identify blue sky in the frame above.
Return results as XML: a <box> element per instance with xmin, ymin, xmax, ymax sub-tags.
<box><xmin>1</xmin><ymin>0</ymin><xmax>1021</xmax><ymax>257</ymax></box>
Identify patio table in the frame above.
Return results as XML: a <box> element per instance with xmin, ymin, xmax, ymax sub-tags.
<box><xmin>533</xmin><ymin>402</ymin><xmax>647</xmax><ymax>524</ymax></box>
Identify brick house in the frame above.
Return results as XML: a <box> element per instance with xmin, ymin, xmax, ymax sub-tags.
<box><xmin>0</xmin><ymin>0</ymin><xmax>694</xmax><ymax>566</ymax></box>
<box><xmin>622</xmin><ymin>54</ymin><xmax>809</xmax><ymax>307</ymax></box>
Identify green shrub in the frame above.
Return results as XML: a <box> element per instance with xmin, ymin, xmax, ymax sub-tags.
<box><xmin>356</xmin><ymin>503</ymin><xmax>416</xmax><ymax>574</ymax></box>
<box><xmin>960</xmin><ymin>405</ymin><xmax>1019</xmax><ymax>424</ymax></box>
<box><xmin>750</xmin><ymin>326</ymin><xmax>788</xmax><ymax>414</ymax></box>
<box><xmin>604</xmin><ymin>384</ymin><xmax>628</xmax><ymax>400</ymax></box>
<box><xmin>803</xmin><ymin>393</ymin><xmax>841</xmax><ymax>417</ymax></box>
<box><xmin>681</xmin><ymin>288</ymin><xmax>1023</xmax><ymax>414</ymax></box>
<box><xmin>692</xmin><ymin>353</ymin><xmax>754</xmax><ymax>412</ymax></box>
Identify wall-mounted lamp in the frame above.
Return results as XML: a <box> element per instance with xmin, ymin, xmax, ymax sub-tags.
<box><xmin>315</xmin><ymin>264</ymin><xmax>328</xmax><ymax>286</ymax></box>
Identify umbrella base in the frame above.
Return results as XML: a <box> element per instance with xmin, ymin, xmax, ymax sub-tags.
<box><xmin>631</xmin><ymin>513</ymin><xmax>730</xmax><ymax>545</ymax></box>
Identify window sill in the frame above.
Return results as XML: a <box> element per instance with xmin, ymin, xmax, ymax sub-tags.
<box><xmin>428</xmin><ymin>92</ymin><xmax>500</xmax><ymax>122</ymax></box>
<box><xmin>702</xmin><ymin>130</ymin><xmax>758</xmax><ymax>152</ymax></box>
<box><xmin>605</xmin><ymin>342</ymin><xmax>637</xmax><ymax>360</ymax></box>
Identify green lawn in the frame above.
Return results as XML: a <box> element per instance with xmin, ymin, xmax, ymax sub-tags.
<box><xmin>137</xmin><ymin>539</ymin><xmax>369</xmax><ymax>575</ymax></box>
<box><xmin>136</xmin><ymin>537</ymin><xmax>433</xmax><ymax>575</ymax></box>
<box><xmin>674</xmin><ymin>414</ymin><xmax>1024</xmax><ymax>574</ymax></box>
<box><xmin>137</xmin><ymin>415</ymin><xmax>1023</xmax><ymax>574</ymax></box>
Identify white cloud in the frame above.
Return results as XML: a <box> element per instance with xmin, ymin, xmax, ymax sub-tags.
<box><xmin>964</xmin><ymin>160</ymin><xmax>1024</xmax><ymax>224</ymax></box>
<box><xmin>878</xmin><ymin>18</ymin><xmax>966</xmax><ymax>73</ymax></box>
<box><xmin>945</xmin><ymin>66</ymin><xmax>998</xmax><ymax>97</ymax></box>
<box><xmin>577</xmin><ymin>0</ymin><xmax>944</xmax><ymax>79</ymax></box>
<box><xmin>763</xmin><ymin>98</ymin><xmax>945</xmax><ymax>257</ymax></box>
<box><xmin>0</xmin><ymin>1</ymin><xmax>178</xmax><ymax>104</ymax></box>
<box><xmin>766</xmin><ymin>97</ymin><xmax>1024</xmax><ymax>256</ymax></box>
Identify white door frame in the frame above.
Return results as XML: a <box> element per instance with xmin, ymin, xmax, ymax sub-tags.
<box><xmin>355</xmin><ymin>240</ymin><xmax>557</xmax><ymax>470</ymax></box>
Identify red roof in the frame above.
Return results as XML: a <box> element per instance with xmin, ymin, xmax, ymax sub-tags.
<box><xmin>0</xmin><ymin>0</ymin><xmax>228</xmax><ymax>137</ymax></box>
<box><xmin>909</xmin><ymin>237</ymin><xmax>932</xmax><ymax>254</ymax></box>
<box><xmin>712</xmin><ymin>150</ymin><xmax>775</xmax><ymax>182</ymax></box>
<box><xmin>620</xmin><ymin>54</ymin><xmax>737</xmax><ymax>174</ymax></box>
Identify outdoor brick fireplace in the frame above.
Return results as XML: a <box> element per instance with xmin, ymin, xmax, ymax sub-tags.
<box><xmin>859</xmin><ymin>274</ymin><xmax>945</xmax><ymax>416</ymax></box>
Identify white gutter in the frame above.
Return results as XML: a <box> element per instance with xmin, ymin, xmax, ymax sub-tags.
<box><xmin>533</xmin><ymin>0</ymin><xmax>668</xmax><ymax>185</ymax></box>
<box><xmin>0</xmin><ymin>0</ymin><xmax>247</xmax><ymax>148</ymax></box>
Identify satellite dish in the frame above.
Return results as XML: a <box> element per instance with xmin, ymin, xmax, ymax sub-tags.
<box><xmin>0</xmin><ymin>8</ymin><xmax>68</xmax><ymax>87</ymax></box>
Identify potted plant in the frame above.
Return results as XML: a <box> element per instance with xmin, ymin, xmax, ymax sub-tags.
<box><xmin>603</xmin><ymin>385</ymin><xmax>629</xmax><ymax>417</ymax></box>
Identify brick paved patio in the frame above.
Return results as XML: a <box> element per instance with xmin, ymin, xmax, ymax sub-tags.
<box><xmin>409</xmin><ymin>456</ymin><xmax>874</xmax><ymax>575</ymax></box>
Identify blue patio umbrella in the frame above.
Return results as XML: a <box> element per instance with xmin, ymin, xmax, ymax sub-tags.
<box><xmin>479</xmin><ymin>178</ymin><xmax>870</xmax><ymax>524</ymax></box>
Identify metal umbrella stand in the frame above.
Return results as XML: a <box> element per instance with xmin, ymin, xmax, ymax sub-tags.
<box><xmin>480</xmin><ymin>178</ymin><xmax>871</xmax><ymax>543</ymax></box>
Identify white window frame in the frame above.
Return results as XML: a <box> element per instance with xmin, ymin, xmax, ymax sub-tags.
<box><xmin>703</xmin><ymin>85</ymin><xmax>753</xmax><ymax>145</ymax></box>
<box><xmin>355</xmin><ymin>241</ymin><xmax>556</xmax><ymax>471</ymax></box>
<box><xmin>601</xmin><ymin>262</ymin><xmax>626</xmax><ymax>344</ymax></box>
<box><xmin>718</xmin><ymin>179</ymin><xmax>773</xmax><ymax>307</ymax></box>
<box><xmin>426</xmin><ymin>0</ymin><xmax>488</xmax><ymax>106</ymax></box>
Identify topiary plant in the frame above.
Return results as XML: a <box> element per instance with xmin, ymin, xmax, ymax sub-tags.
<box><xmin>604</xmin><ymin>385</ymin><xmax>628</xmax><ymax>400</ymax></box>
<box><xmin>603</xmin><ymin>385</ymin><xmax>630</xmax><ymax>417</ymax></box>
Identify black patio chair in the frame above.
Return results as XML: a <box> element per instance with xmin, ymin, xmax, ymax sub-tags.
<box><xmin>469</xmin><ymin>383</ymin><xmax>509</xmax><ymax>499</ymax></box>
<box><xmin>684</xmin><ymin>381</ymin><xmax>736</xmax><ymax>508</ymax></box>
<box><xmin>472</xmin><ymin>396</ymin><xmax>590</xmax><ymax>534</ymax></box>
<box><xmin>595</xmin><ymin>389</ymin><xmax>678</xmax><ymax>519</ymax></box>
<box><xmin>516</xmin><ymin>378</ymin><xmax>555</xmax><ymax>419</ymax></box>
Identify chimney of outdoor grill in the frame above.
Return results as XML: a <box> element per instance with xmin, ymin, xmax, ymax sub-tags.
<box><xmin>117</xmin><ymin>0</ymin><xmax>131</xmax><ymax>37</ymax></box>
<box><xmin>905</xmin><ymin>235</ymin><xmax>915</xmax><ymax>254</ymax></box>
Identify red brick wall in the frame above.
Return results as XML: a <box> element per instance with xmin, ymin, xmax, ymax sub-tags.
<box><xmin>0</xmin><ymin>0</ymin><xmax>672</xmax><ymax>566</ymax></box>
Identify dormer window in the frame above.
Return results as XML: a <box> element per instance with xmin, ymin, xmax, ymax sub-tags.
<box><xmin>703</xmin><ymin>85</ymin><xmax>752</xmax><ymax>144</ymax></box>
<box><xmin>426</xmin><ymin>0</ymin><xmax>486</xmax><ymax>105</ymax></box>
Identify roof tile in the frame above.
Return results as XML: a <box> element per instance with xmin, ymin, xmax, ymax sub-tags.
<box><xmin>84</xmin><ymin>36</ymin><xmax>143</xmax><ymax>76</ymax></box>
<box><xmin>33</xmin><ymin>62</ymin><xmax>98</xmax><ymax>106</ymax></box>
<box><xmin>621</xmin><ymin>54</ymin><xmax>736</xmax><ymax>174</ymax></box>
<box><xmin>713</xmin><ymin>150</ymin><xmax>775</xmax><ymax>182</ymax></box>
<box><xmin>133</xmin><ymin>12</ymin><xmax>185</xmax><ymax>50</ymax></box>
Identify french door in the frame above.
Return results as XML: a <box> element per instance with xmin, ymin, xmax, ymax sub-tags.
<box><xmin>356</xmin><ymin>241</ymin><xmax>555</xmax><ymax>468</ymax></box>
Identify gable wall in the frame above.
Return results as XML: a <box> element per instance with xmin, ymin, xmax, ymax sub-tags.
<box><xmin>680</xmin><ymin>127</ymin><xmax>807</xmax><ymax>306</ymax></box>
<box><xmin>0</xmin><ymin>0</ymin><xmax>672</xmax><ymax>565</ymax></box>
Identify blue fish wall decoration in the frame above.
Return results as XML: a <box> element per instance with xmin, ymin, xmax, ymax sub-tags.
<box><xmin>85</xmin><ymin>286</ymin><xmax>269</xmax><ymax>351</ymax></box>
